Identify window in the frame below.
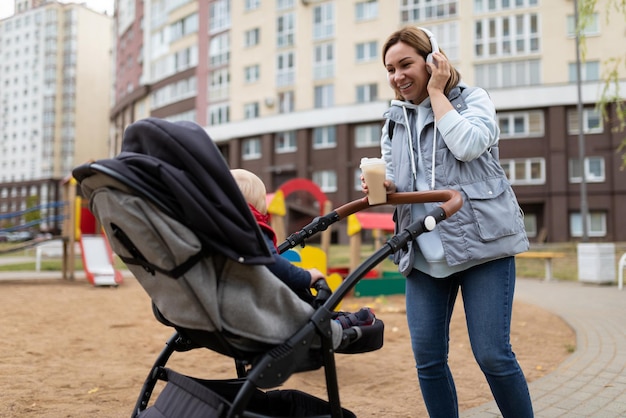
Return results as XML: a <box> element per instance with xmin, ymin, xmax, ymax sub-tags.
<box><xmin>244</xmin><ymin>102</ymin><xmax>259</xmax><ymax>119</ymax></box>
<box><xmin>245</xmin><ymin>0</ymin><xmax>261</xmax><ymax>11</ymax></box>
<box><xmin>313</xmin><ymin>126</ymin><xmax>337</xmax><ymax>149</ymax></box>
<box><xmin>523</xmin><ymin>213</ymin><xmax>537</xmax><ymax>238</ymax></box>
<box><xmin>497</xmin><ymin>110</ymin><xmax>544</xmax><ymax>138</ymax></box>
<box><xmin>474</xmin><ymin>13</ymin><xmax>539</xmax><ymax>59</ymax></box>
<box><xmin>277</xmin><ymin>13</ymin><xmax>295</xmax><ymax>48</ymax></box>
<box><xmin>501</xmin><ymin>158</ymin><xmax>545</xmax><ymax>185</ymax></box>
<box><xmin>566</xmin><ymin>13</ymin><xmax>599</xmax><ymax>37</ymax></box>
<box><xmin>169</xmin><ymin>13</ymin><xmax>198</xmax><ymax>42</ymax></box>
<box><xmin>355</xmin><ymin>123</ymin><xmax>380</xmax><ymax>147</ymax></box>
<box><xmin>244</xmin><ymin>28</ymin><xmax>260</xmax><ymax>47</ymax></box>
<box><xmin>314</xmin><ymin>84</ymin><xmax>334</xmax><ymax>108</ymax></box>
<box><xmin>355</xmin><ymin>41</ymin><xmax>377</xmax><ymax>63</ymax></box>
<box><xmin>401</xmin><ymin>0</ymin><xmax>457</xmax><ymax>23</ymax></box>
<box><xmin>313</xmin><ymin>3</ymin><xmax>334</xmax><ymax>40</ymax></box>
<box><xmin>568</xmin><ymin>61</ymin><xmax>600</xmax><ymax>82</ymax></box>
<box><xmin>313</xmin><ymin>42</ymin><xmax>334</xmax><ymax>79</ymax></box>
<box><xmin>244</xmin><ymin>64</ymin><xmax>260</xmax><ymax>83</ymax></box>
<box><xmin>209</xmin><ymin>33</ymin><xmax>230</xmax><ymax>67</ymax></box>
<box><xmin>355</xmin><ymin>0</ymin><xmax>378</xmax><ymax>22</ymax></box>
<box><xmin>209</xmin><ymin>68</ymin><xmax>229</xmax><ymax>101</ymax></box>
<box><xmin>209</xmin><ymin>103</ymin><xmax>229</xmax><ymax>125</ymax></box>
<box><xmin>209</xmin><ymin>0</ymin><xmax>230</xmax><ymax>34</ymax></box>
<box><xmin>275</xmin><ymin>131</ymin><xmax>297</xmax><ymax>153</ymax></box>
<box><xmin>570</xmin><ymin>212</ymin><xmax>606</xmax><ymax>237</ymax></box>
<box><xmin>356</xmin><ymin>83</ymin><xmax>378</xmax><ymax>103</ymax></box>
<box><xmin>569</xmin><ymin>157</ymin><xmax>605</xmax><ymax>183</ymax></box>
<box><xmin>475</xmin><ymin>59</ymin><xmax>540</xmax><ymax>88</ymax></box>
<box><xmin>277</xmin><ymin>51</ymin><xmax>295</xmax><ymax>87</ymax></box>
<box><xmin>312</xmin><ymin>170</ymin><xmax>337</xmax><ymax>193</ymax></box>
<box><xmin>242</xmin><ymin>137</ymin><xmax>261</xmax><ymax>160</ymax></box>
<box><xmin>474</xmin><ymin>0</ymin><xmax>538</xmax><ymax>13</ymax></box>
<box><xmin>277</xmin><ymin>0</ymin><xmax>294</xmax><ymax>10</ymax></box>
<box><xmin>567</xmin><ymin>108</ymin><xmax>603</xmax><ymax>134</ymax></box>
<box><xmin>278</xmin><ymin>91</ymin><xmax>294</xmax><ymax>113</ymax></box>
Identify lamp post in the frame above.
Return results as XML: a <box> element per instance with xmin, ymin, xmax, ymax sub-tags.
<box><xmin>574</xmin><ymin>0</ymin><xmax>589</xmax><ymax>242</ymax></box>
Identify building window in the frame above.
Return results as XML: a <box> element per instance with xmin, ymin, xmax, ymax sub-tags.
<box><xmin>475</xmin><ymin>59</ymin><xmax>540</xmax><ymax>89</ymax></box>
<box><xmin>313</xmin><ymin>126</ymin><xmax>337</xmax><ymax>149</ymax></box>
<box><xmin>277</xmin><ymin>13</ymin><xmax>295</xmax><ymax>48</ymax></box>
<box><xmin>278</xmin><ymin>90</ymin><xmax>295</xmax><ymax>113</ymax></box>
<box><xmin>244</xmin><ymin>102</ymin><xmax>259</xmax><ymax>119</ymax></box>
<box><xmin>355</xmin><ymin>123</ymin><xmax>380</xmax><ymax>147</ymax></box>
<box><xmin>313</xmin><ymin>42</ymin><xmax>334</xmax><ymax>80</ymax></box>
<box><xmin>523</xmin><ymin>213</ymin><xmax>537</xmax><ymax>238</ymax></box>
<box><xmin>570</xmin><ymin>211</ymin><xmax>606</xmax><ymax>237</ymax></box>
<box><xmin>568</xmin><ymin>61</ymin><xmax>600</xmax><ymax>82</ymax></box>
<box><xmin>501</xmin><ymin>158</ymin><xmax>545</xmax><ymax>185</ymax></box>
<box><xmin>569</xmin><ymin>157</ymin><xmax>605</xmax><ymax>183</ymax></box>
<box><xmin>245</xmin><ymin>0</ymin><xmax>261</xmax><ymax>12</ymax></box>
<box><xmin>313</xmin><ymin>170</ymin><xmax>337</xmax><ymax>193</ymax></box>
<box><xmin>567</xmin><ymin>108</ymin><xmax>603</xmax><ymax>134</ymax></box>
<box><xmin>355</xmin><ymin>0</ymin><xmax>378</xmax><ymax>22</ymax></box>
<box><xmin>169</xmin><ymin>13</ymin><xmax>198</xmax><ymax>42</ymax></box>
<box><xmin>474</xmin><ymin>13</ymin><xmax>539</xmax><ymax>59</ymax></box>
<box><xmin>209</xmin><ymin>0</ymin><xmax>230</xmax><ymax>34</ymax></box>
<box><xmin>277</xmin><ymin>0</ymin><xmax>294</xmax><ymax>10</ymax></box>
<box><xmin>275</xmin><ymin>131</ymin><xmax>297</xmax><ymax>153</ymax></box>
<box><xmin>209</xmin><ymin>104</ymin><xmax>229</xmax><ymax>125</ymax></box>
<box><xmin>355</xmin><ymin>41</ymin><xmax>377</xmax><ymax>63</ymax></box>
<box><xmin>314</xmin><ymin>84</ymin><xmax>334</xmax><ymax>108</ymax></box>
<box><xmin>276</xmin><ymin>51</ymin><xmax>295</xmax><ymax>87</ymax></box>
<box><xmin>356</xmin><ymin>83</ymin><xmax>378</xmax><ymax>103</ymax></box>
<box><xmin>209</xmin><ymin>33</ymin><xmax>230</xmax><ymax>67</ymax></box>
<box><xmin>244</xmin><ymin>64</ymin><xmax>260</xmax><ymax>83</ymax></box>
<box><xmin>497</xmin><ymin>110</ymin><xmax>544</xmax><ymax>138</ymax></box>
<box><xmin>474</xmin><ymin>0</ymin><xmax>539</xmax><ymax>12</ymax></box>
<box><xmin>566</xmin><ymin>13</ymin><xmax>599</xmax><ymax>37</ymax></box>
<box><xmin>244</xmin><ymin>28</ymin><xmax>260</xmax><ymax>47</ymax></box>
<box><xmin>313</xmin><ymin>3</ymin><xmax>334</xmax><ymax>40</ymax></box>
<box><xmin>242</xmin><ymin>137</ymin><xmax>261</xmax><ymax>160</ymax></box>
<box><xmin>209</xmin><ymin>68</ymin><xmax>229</xmax><ymax>101</ymax></box>
<box><xmin>401</xmin><ymin>0</ymin><xmax>458</xmax><ymax>23</ymax></box>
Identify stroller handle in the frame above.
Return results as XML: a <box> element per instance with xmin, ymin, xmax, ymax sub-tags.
<box><xmin>279</xmin><ymin>190</ymin><xmax>462</xmax><ymax>253</ymax></box>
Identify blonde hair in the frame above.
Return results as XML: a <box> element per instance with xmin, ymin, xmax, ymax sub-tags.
<box><xmin>230</xmin><ymin>169</ymin><xmax>268</xmax><ymax>214</ymax></box>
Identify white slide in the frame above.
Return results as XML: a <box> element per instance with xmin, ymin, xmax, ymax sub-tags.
<box><xmin>79</xmin><ymin>235</ymin><xmax>121</xmax><ymax>286</ymax></box>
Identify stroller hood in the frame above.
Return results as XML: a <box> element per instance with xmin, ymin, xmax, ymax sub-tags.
<box><xmin>75</xmin><ymin>117</ymin><xmax>273</xmax><ymax>266</ymax></box>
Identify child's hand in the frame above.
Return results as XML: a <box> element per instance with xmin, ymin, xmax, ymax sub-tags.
<box><xmin>308</xmin><ymin>268</ymin><xmax>326</xmax><ymax>287</ymax></box>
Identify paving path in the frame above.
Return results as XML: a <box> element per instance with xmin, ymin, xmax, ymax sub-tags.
<box><xmin>463</xmin><ymin>278</ymin><xmax>626</xmax><ymax>417</ymax></box>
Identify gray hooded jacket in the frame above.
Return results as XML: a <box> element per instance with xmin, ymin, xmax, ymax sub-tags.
<box><xmin>382</xmin><ymin>83</ymin><xmax>529</xmax><ymax>277</ymax></box>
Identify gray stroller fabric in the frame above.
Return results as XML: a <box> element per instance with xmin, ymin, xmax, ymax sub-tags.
<box><xmin>81</xmin><ymin>173</ymin><xmax>314</xmax><ymax>347</ymax></box>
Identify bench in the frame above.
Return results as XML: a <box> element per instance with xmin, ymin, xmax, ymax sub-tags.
<box><xmin>516</xmin><ymin>251</ymin><xmax>566</xmax><ymax>281</ymax></box>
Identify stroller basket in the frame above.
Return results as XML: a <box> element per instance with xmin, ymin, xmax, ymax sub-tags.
<box><xmin>71</xmin><ymin>118</ymin><xmax>463</xmax><ymax>418</ymax></box>
<box><xmin>138</xmin><ymin>367</ymin><xmax>356</xmax><ymax>418</ymax></box>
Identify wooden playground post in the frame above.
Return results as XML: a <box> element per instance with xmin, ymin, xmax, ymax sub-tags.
<box><xmin>320</xmin><ymin>200</ymin><xmax>332</xmax><ymax>255</ymax></box>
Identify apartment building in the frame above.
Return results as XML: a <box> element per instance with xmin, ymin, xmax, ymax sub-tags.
<box><xmin>0</xmin><ymin>1</ymin><xmax>112</xmax><ymax>233</ymax></box>
<box><xmin>110</xmin><ymin>0</ymin><xmax>626</xmax><ymax>243</ymax></box>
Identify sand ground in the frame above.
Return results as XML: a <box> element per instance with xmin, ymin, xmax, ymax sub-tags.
<box><xmin>0</xmin><ymin>276</ymin><xmax>575</xmax><ymax>418</ymax></box>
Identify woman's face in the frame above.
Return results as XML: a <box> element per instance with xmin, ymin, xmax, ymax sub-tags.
<box><xmin>385</xmin><ymin>41</ymin><xmax>429</xmax><ymax>103</ymax></box>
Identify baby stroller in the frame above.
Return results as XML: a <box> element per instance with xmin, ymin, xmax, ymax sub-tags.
<box><xmin>72</xmin><ymin>118</ymin><xmax>462</xmax><ymax>418</ymax></box>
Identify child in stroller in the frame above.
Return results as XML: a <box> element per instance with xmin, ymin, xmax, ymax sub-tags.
<box><xmin>231</xmin><ymin>168</ymin><xmax>376</xmax><ymax>330</ymax></box>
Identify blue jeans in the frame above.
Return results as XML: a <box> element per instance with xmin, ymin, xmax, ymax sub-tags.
<box><xmin>405</xmin><ymin>257</ymin><xmax>534</xmax><ymax>418</ymax></box>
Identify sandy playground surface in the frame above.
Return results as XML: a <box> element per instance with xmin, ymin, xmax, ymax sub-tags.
<box><xmin>0</xmin><ymin>275</ymin><xmax>575</xmax><ymax>418</ymax></box>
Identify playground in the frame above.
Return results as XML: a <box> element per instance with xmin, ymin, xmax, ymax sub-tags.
<box><xmin>0</xmin><ymin>177</ymin><xmax>578</xmax><ymax>416</ymax></box>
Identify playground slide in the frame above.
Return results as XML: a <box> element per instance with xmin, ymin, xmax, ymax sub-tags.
<box><xmin>79</xmin><ymin>235</ymin><xmax>123</xmax><ymax>286</ymax></box>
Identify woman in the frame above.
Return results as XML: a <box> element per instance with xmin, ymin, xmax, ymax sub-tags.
<box><xmin>364</xmin><ymin>26</ymin><xmax>533</xmax><ymax>417</ymax></box>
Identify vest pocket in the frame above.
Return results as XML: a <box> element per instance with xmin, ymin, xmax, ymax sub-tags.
<box><xmin>460</xmin><ymin>178</ymin><xmax>524</xmax><ymax>241</ymax></box>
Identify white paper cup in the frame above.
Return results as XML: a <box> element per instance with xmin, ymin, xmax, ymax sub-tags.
<box><xmin>360</xmin><ymin>157</ymin><xmax>387</xmax><ymax>205</ymax></box>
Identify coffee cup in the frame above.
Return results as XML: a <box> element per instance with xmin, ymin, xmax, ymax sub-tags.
<box><xmin>360</xmin><ymin>157</ymin><xmax>387</xmax><ymax>205</ymax></box>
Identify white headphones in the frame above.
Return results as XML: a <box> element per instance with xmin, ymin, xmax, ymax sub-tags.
<box><xmin>418</xmin><ymin>27</ymin><xmax>439</xmax><ymax>73</ymax></box>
